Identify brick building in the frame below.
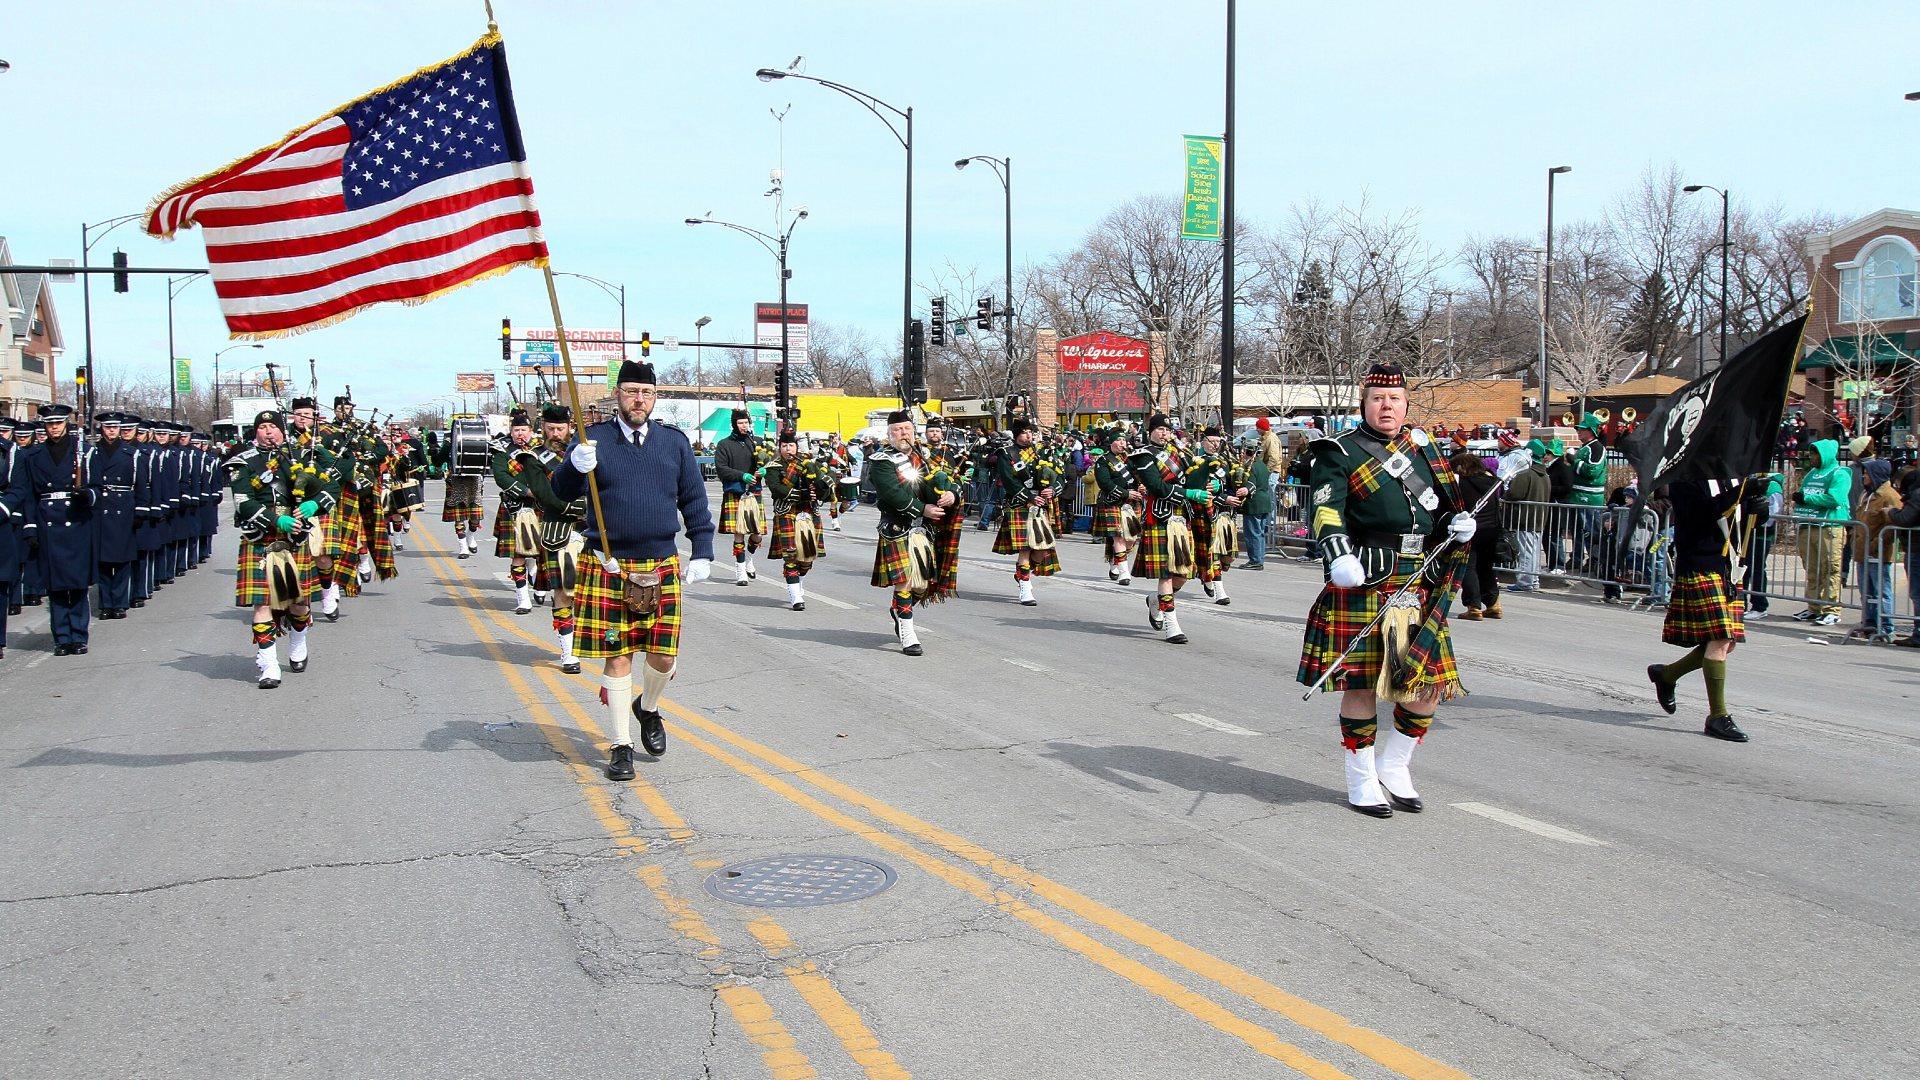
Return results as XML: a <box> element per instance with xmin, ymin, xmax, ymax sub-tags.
<box><xmin>2</xmin><ymin>236</ymin><xmax>63</xmax><ymax>420</ymax></box>
<box><xmin>1802</xmin><ymin>208</ymin><xmax>1920</xmax><ymax>443</ymax></box>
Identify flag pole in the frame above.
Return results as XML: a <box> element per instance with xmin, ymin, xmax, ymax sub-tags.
<box><xmin>541</xmin><ymin>264</ymin><xmax>619</xmax><ymax>572</ymax></box>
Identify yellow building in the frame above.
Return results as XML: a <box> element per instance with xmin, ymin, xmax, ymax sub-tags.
<box><xmin>792</xmin><ymin>391</ymin><xmax>942</xmax><ymax>439</ymax></box>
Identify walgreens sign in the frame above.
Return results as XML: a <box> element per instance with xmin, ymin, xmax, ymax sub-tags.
<box><xmin>1057</xmin><ymin>331</ymin><xmax>1150</xmax><ymax>374</ymax></box>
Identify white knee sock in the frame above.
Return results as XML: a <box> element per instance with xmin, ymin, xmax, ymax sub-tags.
<box><xmin>604</xmin><ymin>673</ymin><xmax>633</xmax><ymax>746</ymax></box>
<box><xmin>640</xmin><ymin>661</ymin><xmax>674</xmax><ymax>712</ymax></box>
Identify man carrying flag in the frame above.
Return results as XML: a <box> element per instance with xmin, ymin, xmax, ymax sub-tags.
<box><xmin>1627</xmin><ymin>316</ymin><xmax>1808</xmax><ymax>743</ymax></box>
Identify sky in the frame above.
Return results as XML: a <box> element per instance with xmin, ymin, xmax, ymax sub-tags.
<box><xmin>5</xmin><ymin>0</ymin><xmax>1918</xmax><ymax>415</ymax></box>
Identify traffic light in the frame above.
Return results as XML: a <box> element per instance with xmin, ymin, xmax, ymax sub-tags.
<box><xmin>640</xmin><ymin>332</ymin><xmax>652</xmax><ymax>357</ymax></box>
<box><xmin>501</xmin><ymin>318</ymin><xmax>512</xmax><ymax>360</ymax></box>
<box><xmin>975</xmin><ymin>296</ymin><xmax>992</xmax><ymax>330</ymax></box>
<box><xmin>112</xmin><ymin>251</ymin><xmax>129</xmax><ymax>294</ymax></box>
<box><xmin>929</xmin><ymin>297</ymin><xmax>946</xmax><ymax>347</ymax></box>
<box><xmin>905</xmin><ymin>319</ymin><xmax>925</xmax><ymax>403</ymax></box>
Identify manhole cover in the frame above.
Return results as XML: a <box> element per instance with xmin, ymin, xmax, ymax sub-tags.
<box><xmin>704</xmin><ymin>854</ymin><xmax>897</xmax><ymax>908</ymax></box>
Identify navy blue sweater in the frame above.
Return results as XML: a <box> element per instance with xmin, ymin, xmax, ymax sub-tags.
<box><xmin>552</xmin><ymin>419</ymin><xmax>715</xmax><ymax>562</ymax></box>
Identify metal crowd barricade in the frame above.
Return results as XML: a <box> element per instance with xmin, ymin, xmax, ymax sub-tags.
<box><xmin>1494</xmin><ymin>499</ymin><xmax>1657</xmax><ymax>595</ymax></box>
<box><xmin>1871</xmin><ymin>524</ymin><xmax>1917</xmax><ymax>636</ymax></box>
<box><xmin>1741</xmin><ymin>514</ymin><xmax>1865</xmax><ymax>618</ymax></box>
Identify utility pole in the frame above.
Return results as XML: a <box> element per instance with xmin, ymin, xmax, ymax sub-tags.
<box><xmin>1219</xmin><ymin>0</ymin><xmax>1237</xmax><ymax>430</ymax></box>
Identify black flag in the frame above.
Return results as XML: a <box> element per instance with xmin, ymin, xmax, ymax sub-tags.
<box><xmin>1622</xmin><ymin>315</ymin><xmax>1807</xmax><ymax>493</ymax></box>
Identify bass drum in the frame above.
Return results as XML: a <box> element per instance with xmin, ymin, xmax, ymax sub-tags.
<box><xmin>391</xmin><ymin>479</ymin><xmax>425</xmax><ymax>513</ymax></box>
<box><xmin>450</xmin><ymin>418</ymin><xmax>492</xmax><ymax>477</ymax></box>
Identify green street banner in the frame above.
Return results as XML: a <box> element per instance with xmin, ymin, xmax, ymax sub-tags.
<box><xmin>173</xmin><ymin>357</ymin><xmax>193</xmax><ymax>395</ymax></box>
<box><xmin>1182</xmin><ymin>134</ymin><xmax>1224</xmax><ymax>241</ymax></box>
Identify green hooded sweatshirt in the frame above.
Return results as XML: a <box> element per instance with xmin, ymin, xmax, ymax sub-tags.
<box><xmin>1796</xmin><ymin>440</ymin><xmax>1852</xmax><ymax>522</ymax></box>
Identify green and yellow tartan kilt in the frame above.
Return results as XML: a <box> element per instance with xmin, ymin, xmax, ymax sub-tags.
<box><xmin>572</xmin><ymin>556</ymin><xmax>683</xmax><ymax>659</ymax></box>
<box><xmin>441</xmin><ymin>476</ymin><xmax>485</xmax><ymax>525</ymax></box>
<box><xmin>871</xmin><ymin>531</ymin><xmax>915</xmax><ymax>593</ymax></box>
<box><xmin>234</xmin><ymin>537</ymin><xmax>316</xmax><ymax>607</ymax></box>
<box><xmin>719</xmin><ymin>491</ymin><xmax>764</xmax><ymax>536</ymax></box>
<box><xmin>768</xmin><ymin>509</ymin><xmax>824</xmax><ymax>562</ymax></box>
<box><xmin>1662</xmin><ymin>571</ymin><xmax>1745</xmax><ymax>646</ymax></box>
<box><xmin>992</xmin><ymin>502</ymin><xmax>1061</xmax><ymax>575</ymax></box>
<box><xmin>928</xmin><ymin>518</ymin><xmax>962</xmax><ymax>601</ymax></box>
<box><xmin>1092</xmin><ymin>504</ymin><xmax>1128</xmax><ymax>538</ymax></box>
<box><xmin>1190</xmin><ymin>509</ymin><xmax>1221</xmax><ymax>582</ymax></box>
<box><xmin>1296</xmin><ymin>557</ymin><xmax>1459</xmax><ymax>697</ymax></box>
<box><xmin>1131</xmin><ymin>512</ymin><xmax>1194</xmax><ymax>579</ymax></box>
<box><xmin>492</xmin><ymin>502</ymin><xmax>523</xmax><ymax>558</ymax></box>
<box><xmin>323</xmin><ymin>488</ymin><xmax>366</xmax><ymax>561</ymax></box>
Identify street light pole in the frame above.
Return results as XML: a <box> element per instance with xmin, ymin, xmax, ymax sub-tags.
<box><xmin>756</xmin><ymin>68</ymin><xmax>911</xmax><ymax>404</ymax></box>
<box><xmin>955</xmin><ymin>154</ymin><xmax>1017</xmax><ymax>401</ymax></box>
<box><xmin>166</xmin><ymin>273</ymin><xmax>207</xmax><ymax>421</ymax></box>
<box><xmin>686</xmin><ymin>210</ymin><xmax>807</xmax><ymax>421</ymax></box>
<box><xmin>79</xmin><ymin>213</ymin><xmax>143</xmax><ymax>420</ymax></box>
<box><xmin>1541</xmin><ymin>166</ymin><xmax>1572</xmax><ymax>424</ymax></box>
<box><xmin>552</xmin><ymin>272</ymin><xmax>626</xmax><ymax>397</ymax></box>
<box><xmin>1221</xmin><ymin>0</ymin><xmax>1237</xmax><ymax>429</ymax></box>
<box><xmin>210</xmin><ymin>343</ymin><xmax>262</xmax><ymax>422</ymax></box>
<box><xmin>1683</xmin><ymin>184</ymin><xmax>1731</xmax><ymax>371</ymax></box>
<box><xmin>694</xmin><ymin>315</ymin><xmax>712</xmax><ymax>392</ymax></box>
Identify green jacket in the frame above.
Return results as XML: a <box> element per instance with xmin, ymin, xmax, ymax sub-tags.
<box><xmin>1568</xmin><ymin>438</ymin><xmax>1608</xmax><ymax>507</ymax></box>
<box><xmin>1795</xmin><ymin>439</ymin><xmax>1852</xmax><ymax>522</ymax></box>
<box><xmin>1244</xmin><ymin>459</ymin><xmax>1274</xmax><ymax>517</ymax></box>
<box><xmin>870</xmin><ymin>445</ymin><xmax>936</xmax><ymax>536</ymax></box>
<box><xmin>1308</xmin><ymin>425</ymin><xmax>1457</xmax><ymax>581</ymax></box>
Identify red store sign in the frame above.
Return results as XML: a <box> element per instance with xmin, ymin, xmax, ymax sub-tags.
<box><xmin>1057</xmin><ymin>331</ymin><xmax>1150</xmax><ymax>374</ymax></box>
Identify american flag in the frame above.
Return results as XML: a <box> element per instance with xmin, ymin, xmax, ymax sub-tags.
<box><xmin>144</xmin><ymin>34</ymin><xmax>547</xmax><ymax>338</ymax></box>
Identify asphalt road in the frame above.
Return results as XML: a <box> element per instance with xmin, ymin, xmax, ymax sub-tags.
<box><xmin>3</xmin><ymin>487</ymin><xmax>1916</xmax><ymax>1079</ymax></box>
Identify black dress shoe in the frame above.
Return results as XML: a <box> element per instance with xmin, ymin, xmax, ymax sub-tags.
<box><xmin>258</xmin><ymin>676</ymin><xmax>281</xmax><ymax>689</ymax></box>
<box><xmin>1384</xmin><ymin>790</ymin><xmax>1424</xmax><ymax>813</ymax></box>
<box><xmin>8</xmin><ymin>603</ymin><xmax>20</xmax><ymax>615</ymax></box>
<box><xmin>130</xmin><ymin>600</ymin><xmax>144</xmax><ymax>608</ymax></box>
<box><xmin>25</xmin><ymin>596</ymin><xmax>43</xmax><ymax>606</ymax></box>
<box><xmin>1647</xmin><ymin>664</ymin><xmax>1677</xmax><ymax>715</ymax></box>
<box><xmin>515</xmin><ymin>604</ymin><xmax>531</xmax><ymax>615</ymax></box>
<box><xmin>561</xmin><ymin>660</ymin><xmax>582</xmax><ymax>675</ymax></box>
<box><xmin>75</xmin><ymin>645</ymin><xmax>88</xmax><ymax>654</ymax></box>
<box><xmin>53</xmin><ymin>644</ymin><xmax>73</xmax><ymax>656</ymax></box>
<box><xmin>1146</xmin><ymin>594</ymin><xmax>1165</xmax><ymax>631</ymax></box>
<box><xmin>1349</xmin><ymin>801</ymin><xmax>1394</xmax><ymax>819</ymax></box>
<box><xmin>288</xmin><ymin>658</ymin><xmax>308</xmax><ymax>673</ymax></box>
<box><xmin>633</xmin><ymin>704</ymin><xmax>667</xmax><ymax>756</ymax></box>
<box><xmin>605</xmin><ymin>743</ymin><xmax>636</xmax><ymax>781</ymax></box>
<box><xmin>1704</xmin><ymin>715</ymin><xmax>1749</xmax><ymax>742</ymax></box>
<box><xmin>791</xmin><ymin>602</ymin><xmax>805</xmax><ymax>611</ymax></box>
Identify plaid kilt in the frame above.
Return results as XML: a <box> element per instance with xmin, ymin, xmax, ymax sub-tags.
<box><xmin>324</xmin><ymin>488</ymin><xmax>366</xmax><ymax>561</ymax></box>
<box><xmin>573</xmin><ymin>556</ymin><xmax>683</xmax><ymax>659</ymax></box>
<box><xmin>871</xmin><ymin>531</ymin><xmax>915</xmax><ymax>592</ymax></box>
<box><xmin>928</xmin><ymin>518</ymin><xmax>962</xmax><ymax>601</ymax></box>
<box><xmin>492</xmin><ymin>502</ymin><xmax>524</xmax><ymax>558</ymax></box>
<box><xmin>768</xmin><ymin>509</ymin><xmax>824</xmax><ymax>563</ymax></box>
<box><xmin>1092</xmin><ymin>504</ymin><xmax>1128</xmax><ymax>538</ymax></box>
<box><xmin>993</xmin><ymin>502</ymin><xmax>1061</xmax><ymax>576</ymax></box>
<box><xmin>1296</xmin><ymin>557</ymin><xmax>1460</xmax><ymax>698</ymax></box>
<box><xmin>234</xmin><ymin>537</ymin><xmax>315</xmax><ymax>607</ymax></box>
<box><xmin>719</xmin><ymin>491</ymin><xmax>764</xmax><ymax>536</ymax></box>
<box><xmin>441</xmin><ymin>476</ymin><xmax>485</xmax><ymax>525</ymax></box>
<box><xmin>1662</xmin><ymin>571</ymin><xmax>1745</xmax><ymax>645</ymax></box>
<box><xmin>1190</xmin><ymin>510</ymin><xmax>1221</xmax><ymax>583</ymax></box>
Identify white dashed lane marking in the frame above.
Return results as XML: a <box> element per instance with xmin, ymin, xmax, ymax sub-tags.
<box><xmin>1451</xmin><ymin>802</ymin><xmax>1609</xmax><ymax>846</ymax></box>
<box><xmin>1174</xmin><ymin>713</ymin><xmax>1262</xmax><ymax>736</ymax></box>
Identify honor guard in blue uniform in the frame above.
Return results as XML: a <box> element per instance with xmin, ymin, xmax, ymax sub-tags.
<box><xmin>90</xmin><ymin>413</ymin><xmax>141</xmax><ymax>619</ymax></box>
<box><xmin>13</xmin><ymin>419</ymin><xmax>47</xmax><ymax>609</ymax></box>
<box><xmin>188</xmin><ymin>429</ymin><xmax>217</xmax><ymax>568</ymax></box>
<box><xmin>131</xmin><ymin>419</ymin><xmax>162</xmax><ymax>607</ymax></box>
<box><xmin>8</xmin><ymin>404</ymin><xmax>98</xmax><ymax>654</ymax></box>
<box><xmin>169</xmin><ymin>423</ymin><xmax>198</xmax><ymax>579</ymax></box>
<box><xmin>0</xmin><ymin>417</ymin><xmax>22</xmax><ymax>656</ymax></box>
<box><xmin>149</xmin><ymin>422</ymin><xmax>180</xmax><ymax>590</ymax></box>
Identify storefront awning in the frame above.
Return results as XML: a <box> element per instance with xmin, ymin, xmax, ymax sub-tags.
<box><xmin>1801</xmin><ymin>332</ymin><xmax>1913</xmax><ymax>370</ymax></box>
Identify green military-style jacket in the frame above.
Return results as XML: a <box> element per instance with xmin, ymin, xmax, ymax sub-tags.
<box><xmin>870</xmin><ymin>443</ymin><xmax>938</xmax><ymax>537</ymax></box>
<box><xmin>226</xmin><ymin>439</ymin><xmax>343</xmax><ymax>541</ymax></box>
<box><xmin>1308</xmin><ymin>424</ymin><xmax>1459</xmax><ymax>585</ymax></box>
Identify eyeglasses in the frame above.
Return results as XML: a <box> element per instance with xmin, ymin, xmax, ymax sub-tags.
<box><xmin>616</xmin><ymin>386</ymin><xmax>657</xmax><ymax>399</ymax></box>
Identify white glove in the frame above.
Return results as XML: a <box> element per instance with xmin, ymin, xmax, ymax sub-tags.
<box><xmin>1329</xmin><ymin>553</ymin><xmax>1365</xmax><ymax>588</ymax></box>
<box><xmin>1448</xmin><ymin>513</ymin><xmax>1477</xmax><ymax>544</ymax></box>
<box><xmin>568</xmin><ymin>439</ymin><xmax>598</xmax><ymax>473</ymax></box>
<box><xmin>685</xmin><ymin>558</ymin><xmax>712</xmax><ymax>583</ymax></box>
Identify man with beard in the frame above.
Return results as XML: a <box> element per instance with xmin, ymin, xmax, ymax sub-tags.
<box><xmin>712</xmin><ymin>409</ymin><xmax>768</xmax><ymax>586</ymax></box>
<box><xmin>551</xmin><ymin>361</ymin><xmax>714</xmax><ymax>780</ymax></box>
<box><xmin>90</xmin><ymin>413</ymin><xmax>141</xmax><ymax>620</ymax></box>
<box><xmin>9</xmin><ymin>405</ymin><xmax>98</xmax><ymax>654</ymax></box>
<box><xmin>992</xmin><ymin>418</ymin><xmax>1060</xmax><ymax>606</ymax></box>
<box><xmin>869</xmin><ymin>410</ymin><xmax>951</xmax><ymax>655</ymax></box>
<box><xmin>524</xmin><ymin>403</ymin><xmax>588</xmax><ymax>671</ymax></box>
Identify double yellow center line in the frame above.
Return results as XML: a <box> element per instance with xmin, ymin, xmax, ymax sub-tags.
<box><xmin>418</xmin><ymin>523</ymin><xmax>1468</xmax><ymax>1079</ymax></box>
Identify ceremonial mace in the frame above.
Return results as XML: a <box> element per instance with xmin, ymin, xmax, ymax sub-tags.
<box><xmin>1301</xmin><ymin>455</ymin><xmax>1525</xmax><ymax>700</ymax></box>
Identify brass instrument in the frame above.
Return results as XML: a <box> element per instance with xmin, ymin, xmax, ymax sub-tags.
<box><xmin>1621</xmin><ymin>407</ymin><xmax>1638</xmax><ymax>423</ymax></box>
<box><xmin>1593</xmin><ymin>407</ymin><xmax>1612</xmax><ymax>423</ymax></box>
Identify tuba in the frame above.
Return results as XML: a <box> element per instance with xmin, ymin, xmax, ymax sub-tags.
<box><xmin>1621</xmin><ymin>406</ymin><xmax>1638</xmax><ymax>423</ymax></box>
<box><xmin>1593</xmin><ymin>407</ymin><xmax>1611</xmax><ymax>424</ymax></box>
